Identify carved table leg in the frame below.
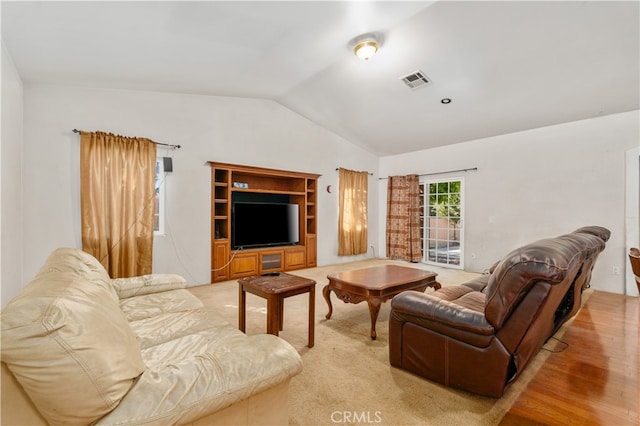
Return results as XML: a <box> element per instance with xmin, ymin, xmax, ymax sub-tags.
<box><xmin>323</xmin><ymin>285</ymin><xmax>333</xmax><ymax>319</ymax></box>
<box><xmin>367</xmin><ymin>297</ymin><xmax>382</xmax><ymax>340</ymax></box>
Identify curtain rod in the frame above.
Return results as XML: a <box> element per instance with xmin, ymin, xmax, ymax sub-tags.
<box><xmin>72</xmin><ymin>129</ymin><xmax>181</xmax><ymax>149</ymax></box>
<box><xmin>378</xmin><ymin>167</ymin><xmax>478</xmax><ymax>180</ymax></box>
<box><xmin>335</xmin><ymin>168</ymin><xmax>374</xmax><ymax>176</ymax></box>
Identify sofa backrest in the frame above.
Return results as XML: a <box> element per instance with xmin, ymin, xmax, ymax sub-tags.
<box><xmin>0</xmin><ymin>249</ymin><xmax>145</xmax><ymax>425</ymax></box>
<box><xmin>561</xmin><ymin>228</ymin><xmax>611</xmax><ymax>319</ymax></box>
<box><xmin>484</xmin><ymin>230</ymin><xmax>607</xmax><ymax>329</ymax></box>
<box><xmin>33</xmin><ymin>247</ymin><xmax>117</xmax><ymax>297</ymax></box>
<box><xmin>572</xmin><ymin>225</ymin><xmax>611</xmax><ymax>242</ymax></box>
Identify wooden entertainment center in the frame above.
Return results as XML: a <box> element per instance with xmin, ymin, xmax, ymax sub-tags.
<box><xmin>209</xmin><ymin>162</ymin><xmax>320</xmax><ymax>283</ymax></box>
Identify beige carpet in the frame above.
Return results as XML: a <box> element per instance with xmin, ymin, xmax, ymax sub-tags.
<box><xmin>190</xmin><ymin>259</ymin><xmax>585</xmax><ymax>425</ymax></box>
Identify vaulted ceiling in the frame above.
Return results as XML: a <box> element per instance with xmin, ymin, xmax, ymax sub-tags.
<box><xmin>2</xmin><ymin>1</ymin><xmax>638</xmax><ymax>155</ymax></box>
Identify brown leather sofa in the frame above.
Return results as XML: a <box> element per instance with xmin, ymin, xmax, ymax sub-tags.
<box><xmin>389</xmin><ymin>226</ymin><xmax>610</xmax><ymax>398</ymax></box>
<box><xmin>629</xmin><ymin>247</ymin><xmax>640</xmax><ymax>292</ymax></box>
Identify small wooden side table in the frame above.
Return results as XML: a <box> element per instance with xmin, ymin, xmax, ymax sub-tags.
<box><xmin>238</xmin><ymin>272</ymin><xmax>316</xmax><ymax>348</ymax></box>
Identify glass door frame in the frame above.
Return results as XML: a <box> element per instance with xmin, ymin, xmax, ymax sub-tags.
<box><xmin>420</xmin><ymin>176</ymin><xmax>465</xmax><ymax>270</ymax></box>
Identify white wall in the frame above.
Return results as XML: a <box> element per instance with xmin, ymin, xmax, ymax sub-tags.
<box><xmin>1</xmin><ymin>43</ymin><xmax>24</xmax><ymax>307</ymax></box>
<box><xmin>379</xmin><ymin>111</ymin><xmax>639</xmax><ymax>295</ymax></box>
<box><xmin>625</xmin><ymin>147</ymin><xmax>639</xmax><ymax>295</ymax></box>
<box><xmin>21</xmin><ymin>85</ymin><xmax>378</xmax><ymax>285</ymax></box>
<box><xmin>17</xmin><ymin>84</ymin><xmax>636</xmax><ymax>295</ymax></box>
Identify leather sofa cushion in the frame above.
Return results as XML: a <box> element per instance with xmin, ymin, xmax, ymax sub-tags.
<box><xmin>129</xmin><ymin>307</ymin><xmax>240</xmax><ymax>352</ymax></box>
<box><xmin>391</xmin><ymin>290</ymin><xmax>495</xmax><ymax>347</ymax></box>
<box><xmin>460</xmin><ymin>273</ymin><xmax>490</xmax><ymax>292</ymax></box>
<box><xmin>1</xmin><ymin>254</ymin><xmax>144</xmax><ymax>425</ymax></box>
<box><xmin>34</xmin><ymin>247</ymin><xmax>118</xmax><ymax>302</ymax></box>
<box><xmin>119</xmin><ymin>288</ymin><xmax>204</xmax><ymax>322</ymax></box>
<box><xmin>111</xmin><ymin>273</ymin><xmax>187</xmax><ymax>299</ymax></box>
<box><xmin>95</xmin><ymin>334</ymin><xmax>303</xmax><ymax>425</ymax></box>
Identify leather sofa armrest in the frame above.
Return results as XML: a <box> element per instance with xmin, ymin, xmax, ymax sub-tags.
<box><xmin>111</xmin><ymin>274</ymin><xmax>187</xmax><ymax>299</ymax></box>
<box><xmin>391</xmin><ymin>290</ymin><xmax>494</xmax><ymax>336</ymax></box>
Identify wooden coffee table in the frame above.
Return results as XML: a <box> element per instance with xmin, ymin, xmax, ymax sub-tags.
<box><xmin>239</xmin><ymin>272</ymin><xmax>316</xmax><ymax>348</ymax></box>
<box><xmin>323</xmin><ymin>265</ymin><xmax>439</xmax><ymax>340</ymax></box>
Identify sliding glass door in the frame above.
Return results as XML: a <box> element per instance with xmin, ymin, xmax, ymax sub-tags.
<box><xmin>420</xmin><ymin>178</ymin><xmax>464</xmax><ymax>268</ymax></box>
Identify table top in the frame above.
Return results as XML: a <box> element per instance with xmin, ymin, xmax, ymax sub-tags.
<box><xmin>327</xmin><ymin>265</ymin><xmax>436</xmax><ymax>291</ymax></box>
<box><xmin>238</xmin><ymin>272</ymin><xmax>316</xmax><ymax>294</ymax></box>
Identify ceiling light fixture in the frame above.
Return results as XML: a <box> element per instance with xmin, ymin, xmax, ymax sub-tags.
<box><xmin>353</xmin><ymin>39</ymin><xmax>379</xmax><ymax>60</ymax></box>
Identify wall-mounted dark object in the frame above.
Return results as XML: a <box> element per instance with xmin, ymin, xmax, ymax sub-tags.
<box><xmin>163</xmin><ymin>157</ymin><xmax>173</xmax><ymax>173</ymax></box>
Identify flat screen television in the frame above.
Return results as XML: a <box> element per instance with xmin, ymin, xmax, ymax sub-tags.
<box><xmin>232</xmin><ymin>202</ymin><xmax>299</xmax><ymax>249</ymax></box>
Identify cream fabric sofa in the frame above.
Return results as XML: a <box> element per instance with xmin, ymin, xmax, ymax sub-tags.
<box><xmin>1</xmin><ymin>248</ymin><xmax>303</xmax><ymax>425</ymax></box>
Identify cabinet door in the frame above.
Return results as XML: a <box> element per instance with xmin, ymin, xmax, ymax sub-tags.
<box><xmin>306</xmin><ymin>235</ymin><xmax>317</xmax><ymax>267</ymax></box>
<box><xmin>212</xmin><ymin>241</ymin><xmax>230</xmax><ymax>282</ymax></box>
<box><xmin>231</xmin><ymin>252</ymin><xmax>259</xmax><ymax>278</ymax></box>
<box><xmin>260</xmin><ymin>250</ymin><xmax>284</xmax><ymax>274</ymax></box>
<box><xmin>285</xmin><ymin>248</ymin><xmax>306</xmax><ymax>270</ymax></box>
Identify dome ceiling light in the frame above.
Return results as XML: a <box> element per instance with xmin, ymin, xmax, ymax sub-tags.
<box><xmin>351</xmin><ymin>32</ymin><xmax>382</xmax><ymax>61</ymax></box>
<box><xmin>354</xmin><ymin>39</ymin><xmax>379</xmax><ymax>60</ymax></box>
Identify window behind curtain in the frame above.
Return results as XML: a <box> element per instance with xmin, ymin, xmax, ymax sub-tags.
<box><xmin>386</xmin><ymin>175</ymin><xmax>422</xmax><ymax>262</ymax></box>
<box><xmin>80</xmin><ymin>131</ymin><xmax>157</xmax><ymax>278</ymax></box>
<box><xmin>154</xmin><ymin>158</ymin><xmax>165</xmax><ymax>234</ymax></box>
<box><xmin>338</xmin><ymin>168</ymin><xmax>368</xmax><ymax>256</ymax></box>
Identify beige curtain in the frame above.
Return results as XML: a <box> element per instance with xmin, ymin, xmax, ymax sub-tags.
<box><xmin>338</xmin><ymin>168</ymin><xmax>368</xmax><ymax>256</ymax></box>
<box><xmin>80</xmin><ymin>131</ymin><xmax>157</xmax><ymax>278</ymax></box>
<box><xmin>386</xmin><ymin>174</ymin><xmax>422</xmax><ymax>262</ymax></box>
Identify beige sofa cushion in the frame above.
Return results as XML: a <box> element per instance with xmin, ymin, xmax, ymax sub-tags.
<box><xmin>112</xmin><ymin>273</ymin><xmax>187</xmax><ymax>299</ymax></box>
<box><xmin>96</xmin><ymin>334</ymin><xmax>303</xmax><ymax>425</ymax></box>
<box><xmin>35</xmin><ymin>247</ymin><xmax>119</xmax><ymax>301</ymax></box>
<box><xmin>1</xmin><ymin>270</ymin><xmax>145</xmax><ymax>425</ymax></box>
<box><xmin>119</xmin><ymin>288</ymin><xmax>204</xmax><ymax>322</ymax></box>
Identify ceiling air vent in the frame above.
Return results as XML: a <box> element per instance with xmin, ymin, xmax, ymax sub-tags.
<box><xmin>401</xmin><ymin>70</ymin><xmax>431</xmax><ymax>89</ymax></box>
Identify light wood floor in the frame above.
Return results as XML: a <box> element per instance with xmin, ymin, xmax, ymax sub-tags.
<box><xmin>501</xmin><ymin>290</ymin><xmax>639</xmax><ymax>425</ymax></box>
